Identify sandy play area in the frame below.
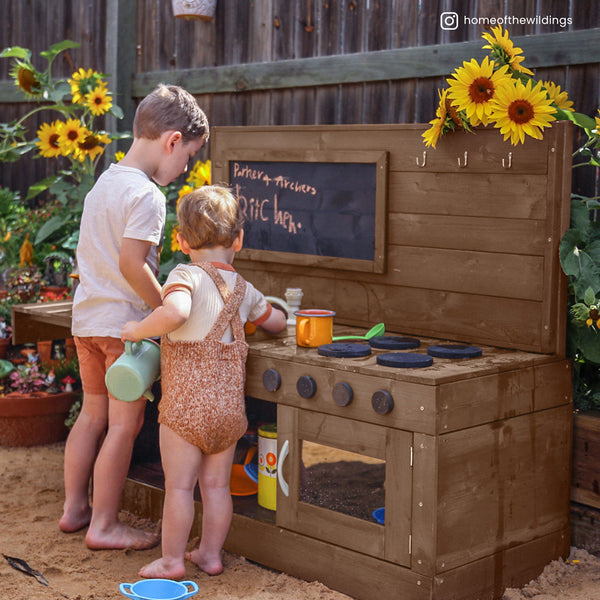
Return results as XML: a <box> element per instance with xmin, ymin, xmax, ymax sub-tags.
<box><xmin>1</xmin><ymin>442</ymin><xmax>600</xmax><ymax>600</ymax></box>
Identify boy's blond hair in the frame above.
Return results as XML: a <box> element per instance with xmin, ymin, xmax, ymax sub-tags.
<box><xmin>133</xmin><ymin>84</ymin><xmax>209</xmax><ymax>144</ymax></box>
<box><xmin>177</xmin><ymin>186</ymin><xmax>244</xmax><ymax>249</ymax></box>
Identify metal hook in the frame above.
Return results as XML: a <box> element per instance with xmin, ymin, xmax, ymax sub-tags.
<box><xmin>502</xmin><ymin>152</ymin><xmax>513</xmax><ymax>169</ymax></box>
<box><xmin>457</xmin><ymin>151</ymin><xmax>468</xmax><ymax>168</ymax></box>
<box><xmin>416</xmin><ymin>151</ymin><xmax>427</xmax><ymax>168</ymax></box>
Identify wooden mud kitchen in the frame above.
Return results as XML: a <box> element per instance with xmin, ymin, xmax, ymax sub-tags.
<box><xmin>12</xmin><ymin>123</ymin><xmax>574</xmax><ymax>600</ymax></box>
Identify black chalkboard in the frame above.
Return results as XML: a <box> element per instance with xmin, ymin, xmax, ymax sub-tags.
<box><xmin>227</xmin><ymin>150</ymin><xmax>387</xmax><ymax>272</ymax></box>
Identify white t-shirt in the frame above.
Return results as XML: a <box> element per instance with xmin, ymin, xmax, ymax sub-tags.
<box><xmin>72</xmin><ymin>163</ymin><xmax>166</xmax><ymax>338</ymax></box>
<box><xmin>162</xmin><ymin>262</ymin><xmax>270</xmax><ymax>343</ymax></box>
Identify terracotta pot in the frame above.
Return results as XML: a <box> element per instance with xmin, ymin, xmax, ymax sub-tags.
<box><xmin>36</xmin><ymin>340</ymin><xmax>53</xmax><ymax>365</ymax></box>
<box><xmin>0</xmin><ymin>391</ymin><xmax>78</xmax><ymax>447</ymax></box>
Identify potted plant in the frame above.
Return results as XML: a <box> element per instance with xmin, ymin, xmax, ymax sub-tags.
<box><xmin>0</xmin><ymin>355</ymin><xmax>79</xmax><ymax>446</ymax></box>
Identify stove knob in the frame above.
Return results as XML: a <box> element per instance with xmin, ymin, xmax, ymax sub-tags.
<box><xmin>263</xmin><ymin>369</ymin><xmax>282</xmax><ymax>392</ymax></box>
<box><xmin>372</xmin><ymin>390</ymin><xmax>394</xmax><ymax>415</ymax></box>
<box><xmin>333</xmin><ymin>382</ymin><xmax>353</xmax><ymax>407</ymax></box>
<box><xmin>297</xmin><ymin>375</ymin><xmax>317</xmax><ymax>399</ymax></box>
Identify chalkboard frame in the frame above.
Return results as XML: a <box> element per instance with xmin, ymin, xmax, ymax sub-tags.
<box><xmin>222</xmin><ymin>149</ymin><xmax>388</xmax><ymax>273</ymax></box>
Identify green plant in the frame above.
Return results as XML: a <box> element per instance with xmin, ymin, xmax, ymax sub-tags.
<box><xmin>0</xmin><ymin>40</ymin><xmax>130</xmax><ymax>256</ymax></box>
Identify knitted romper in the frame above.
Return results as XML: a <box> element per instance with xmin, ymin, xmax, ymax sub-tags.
<box><xmin>158</xmin><ymin>262</ymin><xmax>249</xmax><ymax>455</ymax></box>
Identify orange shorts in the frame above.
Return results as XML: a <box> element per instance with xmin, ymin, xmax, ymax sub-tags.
<box><xmin>74</xmin><ymin>336</ymin><xmax>126</xmax><ymax>396</ymax></box>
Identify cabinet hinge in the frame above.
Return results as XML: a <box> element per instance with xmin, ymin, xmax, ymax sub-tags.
<box><xmin>410</xmin><ymin>445</ymin><xmax>413</xmax><ymax>467</ymax></box>
<box><xmin>408</xmin><ymin>534</ymin><xmax>412</xmax><ymax>555</ymax></box>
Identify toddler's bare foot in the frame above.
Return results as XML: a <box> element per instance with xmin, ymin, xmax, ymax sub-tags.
<box><xmin>139</xmin><ymin>557</ymin><xmax>186</xmax><ymax>580</ymax></box>
<box><xmin>86</xmin><ymin>523</ymin><xmax>159</xmax><ymax>550</ymax></box>
<box><xmin>185</xmin><ymin>549</ymin><xmax>223</xmax><ymax>576</ymax></box>
<box><xmin>59</xmin><ymin>505</ymin><xmax>92</xmax><ymax>533</ymax></box>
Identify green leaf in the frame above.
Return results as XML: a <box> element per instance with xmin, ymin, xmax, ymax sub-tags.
<box><xmin>39</xmin><ymin>40</ymin><xmax>80</xmax><ymax>62</ymax></box>
<box><xmin>584</xmin><ymin>287</ymin><xmax>597</xmax><ymax>306</ymax></box>
<box><xmin>575</xmin><ymin>326</ymin><xmax>600</xmax><ymax>364</ymax></box>
<box><xmin>555</xmin><ymin>109</ymin><xmax>597</xmax><ymax>131</ymax></box>
<box><xmin>34</xmin><ymin>215</ymin><xmax>68</xmax><ymax>245</ymax></box>
<box><xmin>109</xmin><ymin>105</ymin><xmax>124</xmax><ymax>120</ymax></box>
<box><xmin>559</xmin><ymin>229</ymin><xmax>584</xmax><ymax>275</ymax></box>
<box><xmin>25</xmin><ymin>175</ymin><xmax>59</xmax><ymax>201</ymax></box>
<box><xmin>44</xmin><ymin>82</ymin><xmax>73</xmax><ymax>103</ymax></box>
<box><xmin>0</xmin><ymin>46</ymin><xmax>31</xmax><ymax>60</ymax></box>
<box><xmin>570</xmin><ymin>197</ymin><xmax>592</xmax><ymax>235</ymax></box>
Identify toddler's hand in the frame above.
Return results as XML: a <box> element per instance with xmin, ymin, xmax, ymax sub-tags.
<box><xmin>121</xmin><ymin>321</ymin><xmax>142</xmax><ymax>343</ymax></box>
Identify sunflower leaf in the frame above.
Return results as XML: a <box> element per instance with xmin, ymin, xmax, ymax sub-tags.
<box><xmin>39</xmin><ymin>40</ymin><xmax>80</xmax><ymax>63</ymax></box>
<box><xmin>555</xmin><ymin>109</ymin><xmax>597</xmax><ymax>131</ymax></box>
<box><xmin>109</xmin><ymin>105</ymin><xmax>124</xmax><ymax>120</ymax></box>
<box><xmin>0</xmin><ymin>46</ymin><xmax>31</xmax><ymax>60</ymax></box>
<box><xmin>26</xmin><ymin>175</ymin><xmax>59</xmax><ymax>201</ymax></box>
<box><xmin>44</xmin><ymin>82</ymin><xmax>72</xmax><ymax>103</ymax></box>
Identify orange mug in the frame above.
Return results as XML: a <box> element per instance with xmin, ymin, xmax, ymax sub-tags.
<box><xmin>295</xmin><ymin>309</ymin><xmax>336</xmax><ymax>347</ymax></box>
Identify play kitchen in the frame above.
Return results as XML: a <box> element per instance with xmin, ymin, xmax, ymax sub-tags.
<box><xmin>120</xmin><ymin>122</ymin><xmax>573</xmax><ymax>600</ymax></box>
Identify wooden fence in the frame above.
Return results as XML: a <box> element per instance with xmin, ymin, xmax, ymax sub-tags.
<box><xmin>0</xmin><ymin>0</ymin><xmax>599</xmax><ymax>199</ymax></box>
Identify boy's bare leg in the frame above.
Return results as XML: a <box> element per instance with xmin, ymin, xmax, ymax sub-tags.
<box><xmin>60</xmin><ymin>392</ymin><xmax>108</xmax><ymax>532</ymax></box>
<box><xmin>85</xmin><ymin>396</ymin><xmax>159</xmax><ymax>550</ymax></box>
<box><xmin>185</xmin><ymin>443</ymin><xmax>236</xmax><ymax>575</ymax></box>
<box><xmin>139</xmin><ymin>425</ymin><xmax>203</xmax><ymax>579</ymax></box>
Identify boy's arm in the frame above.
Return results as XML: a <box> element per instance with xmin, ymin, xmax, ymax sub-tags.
<box><xmin>119</xmin><ymin>237</ymin><xmax>163</xmax><ymax>309</ymax></box>
<box><xmin>121</xmin><ymin>290</ymin><xmax>191</xmax><ymax>342</ymax></box>
<box><xmin>259</xmin><ymin>306</ymin><xmax>287</xmax><ymax>334</ymax></box>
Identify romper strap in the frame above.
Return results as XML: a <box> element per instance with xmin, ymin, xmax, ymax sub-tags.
<box><xmin>191</xmin><ymin>262</ymin><xmax>247</xmax><ymax>342</ymax></box>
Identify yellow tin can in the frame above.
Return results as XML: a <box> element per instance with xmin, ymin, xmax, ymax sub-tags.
<box><xmin>258</xmin><ymin>424</ymin><xmax>278</xmax><ymax>510</ymax></box>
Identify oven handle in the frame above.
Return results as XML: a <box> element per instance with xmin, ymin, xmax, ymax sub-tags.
<box><xmin>277</xmin><ymin>439</ymin><xmax>290</xmax><ymax>497</ymax></box>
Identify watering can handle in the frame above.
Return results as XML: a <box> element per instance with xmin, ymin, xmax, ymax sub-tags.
<box><xmin>118</xmin><ymin>583</ymin><xmax>135</xmax><ymax>599</ymax></box>
<box><xmin>124</xmin><ymin>340</ymin><xmax>141</xmax><ymax>356</ymax></box>
<box><xmin>277</xmin><ymin>439</ymin><xmax>290</xmax><ymax>497</ymax></box>
<box><xmin>181</xmin><ymin>580</ymin><xmax>200</xmax><ymax>598</ymax></box>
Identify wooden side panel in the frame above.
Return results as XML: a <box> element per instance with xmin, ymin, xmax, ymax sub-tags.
<box><xmin>572</xmin><ymin>410</ymin><xmax>600</xmax><ymax>509</ymax></box>
<box><xmin>213</xmin><ymin>123</ymin><xmax>572</xmax><ymax>354</ymax></box>
<box><xmin>436</xmin><ymin>405</ymin><xmax>572</xmax><ymax>572</ymax></box>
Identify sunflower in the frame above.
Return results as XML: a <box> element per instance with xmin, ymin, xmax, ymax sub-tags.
<box><xmin>9</xmin><ymin>60</ymin><xmax>44</xmax><ymax>99</ymax></box>
<box><xmin>85</xmin><ymin>85</ymin><xmax>112</xmax><ymax>116</ymax></box>
<box><xmin>114</xmin><ymin>151</ymin><xmax>125</xmax><ymax>162</ymax></box>
<box><xmin>595</xmin><ymin>110</ymin><xmax>600</xmax><ymax>133</ymax></box>
<box><xmin>490</xmin><ymin>79</ymin><xmax>557</xmax><ymax>145</ymax></box>
<box><xmin>170</xmin><ymin>226</ymin><xmax>181</xmax><ymax>252</ymax></box>
<box><xmin>75</xmin><ymin>130</ymin><xmax>111</xmax><ymax>162</ymax></box>
<box><xmin>68</xmin><ymin>68</ymin><xmax>106</xmax><ymax>104</ymax></box>
<box><xmin>541</xmin><ymin>81</ymin><xmax>574</xmax><ymax>112</ymax></box>
<box><xmin>423</xmin><ymin>89</ymin><xmax>450</xmax><ymax>148</ymax></box>
<box><xmin>447</xmin><ymin>56</ymin><xmax>511</xmax><ymax>126</ymax></box>
<box><xmin>36</xmin><ymin>121</ymin><xmax>64</xmax><ymax>158</ymax></box>
<box><xmin>187</xmin><ymin>159</ymin><xmax>211</xmax><ymax>187</ymax></box>
<box><xmin>57</xmin><ymin>118</ymin><xmax>88</xmax><ymax>154</ymax></box>
<box><xmin>482</xmin><ymin>25</ymin><xmax>534</xmax><ymax>76</ymax></box>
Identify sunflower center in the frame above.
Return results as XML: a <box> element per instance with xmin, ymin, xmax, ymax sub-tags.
<box><xmin>79</xmin><ymin>135</ymin><xmax>99</xmax><ymax>150</ymax></box>
<box><xmin>469</xmin><ymin>77</ymin><xmax>494</xmax><ymax>103</ymax></box>
<box><xmin>17</xmin><ymin>68</ymin><xmax>40</xmax><ymax>94</ymax></box>
<box><xmin>68</xmin><ymin>130</ymin><xmax>79</xmax><ymax>141</ymax></box>
<box><xmin>508</xmin><ymin>99</ymin><xmax>534</xmax><ymax>124</ymax></box>
<box><xmin>94</xmin><ymin>96</ymin><xmax>102</xmax><ymax>105</ymax></box>
<box><xmin>49</xmin><ymin>134</ymin><xmax>60</xmax><ymax>149</ymax></box>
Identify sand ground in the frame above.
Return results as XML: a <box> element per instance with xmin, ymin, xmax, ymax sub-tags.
<box><xmin>1</xmin><ymin>442</ymin><xmax>599</xmax><ymax>600</ymax></box>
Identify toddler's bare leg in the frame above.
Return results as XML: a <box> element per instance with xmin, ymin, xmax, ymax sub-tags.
<box><xmin>185</xmin><ymin>443</ymin><xmax>236</xmax><ymax>575</ymax></box>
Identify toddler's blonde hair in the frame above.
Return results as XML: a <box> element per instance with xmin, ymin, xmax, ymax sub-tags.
<box><xmin>177</xmin><ymin>186</ymin><xmax>244</xmax><ymax>249</ymax></box>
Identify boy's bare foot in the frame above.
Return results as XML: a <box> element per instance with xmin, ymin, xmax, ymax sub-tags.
<box><xmin>59</xmin><ymin>505</ymin><xmax>92</xmax><ymax>533</ymax></box>
<box><xmin>185</xmin><ymin>549</ymin><xmax>223</xmax><ymax>576</ymax></box>
<box><xmin>86</xmin><ymin>523</ymin><xmax>159</xmax><ymax>550</ymax></box>
<box><xmin>139</xmin><ymin>557</ymin><xmax>186</xmax><ymax>580</ymax></box>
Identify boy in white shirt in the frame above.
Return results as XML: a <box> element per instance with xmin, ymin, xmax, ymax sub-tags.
<box><xmin>60</xmin><ymin>84</ymin><xmax>209</xmax><ymax>551</ymax></box>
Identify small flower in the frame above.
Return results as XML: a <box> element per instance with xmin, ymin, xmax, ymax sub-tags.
<box><xmin>36</xmin><ymin>120</ymin><xmax>64</xmax><ymax>158</ymax></box>
<box><xmin>85</xmin><ymin>84</ymin><xmax>112</xmax><ymax>116</ymax></box>
<box><xmin>114</xmin><ymin>151</ymin><xmax>125</xmax><ymax>162</ymax></box>
<box><xmin>541</xmin><ymin>81</ymin><xmax>574</xmax><ymax>112</ymax></box>
<box><xmin>447</xmin><ymin>56</ymin><xmax>511</xmax><ymax>126</ymax></box>
<box><xmin>482</xmin><ymin>25</ymin><xmax>534</xmax><ymax>76</ymax></box>
<box><xmin>594</xmin><ymin>109</ymin><xmax>600</xmax><ymax>133</ymax></box>
<box><xmin>75</xmin><ymin>130</ymin><xmax>111</xmax><ymax>162</ymax></box>
<box><xmin>57</xmin><ymin>118</ymin><xmax>87</xmax><ymax>154</ymax></box>
<box><xmin>68</xmin><ymin>68</ymin><xmax>106</xmax><ymax>104</ymax></box>
<box><xmin>187</xmin><ymin>159</ymin><xmax>211</xmax><ymax>187</ymax></box>
<box><xmin>170</xmin><ymin>226</ymin><xmax>181</xmax><ymax>252</ymax></box>
<box><xmin>490</xmin><ymin>79</ymin><xmax>557</xmax><ymax>145</ymax></box>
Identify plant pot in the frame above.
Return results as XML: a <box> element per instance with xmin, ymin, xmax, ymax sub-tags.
<box><xmin>36</xmin><ymin>340</ymin><xmax>53</xmax><ymax>365</ymax></box>
<box><xmin>0</xmin><ymin>391</ymin><xmax>78</xmax><ymax>447</ymax></box>
<box><xmin>172</xmin><ymin>0</ymin><xmax>216</xmax><ymax>20</ymax></box>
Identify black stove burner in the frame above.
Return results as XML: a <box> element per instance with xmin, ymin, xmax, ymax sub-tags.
<box><xmin>369</xmin><ymin>336</ymin><xmax>420</xmax><ymax>350</ymax></box>
<box><xmin>318</xmin><ymin>343</ymin><xmax>372</xmax><ymax>358</ymax></box>
<box><xmin>376</xmin><ymin>352</ymin><xmax>433</xmax><ymax>368</ymax></box>
<box><xmin>427</xmin><ymin>344</ymin><xmax>482</xmax><ymax>359</ymax></box>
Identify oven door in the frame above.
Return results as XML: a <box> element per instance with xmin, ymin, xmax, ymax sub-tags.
<box><xmin>277</xmin><ymin>406</ymin><xmax>413</xmax><ymax>567</ymax></box>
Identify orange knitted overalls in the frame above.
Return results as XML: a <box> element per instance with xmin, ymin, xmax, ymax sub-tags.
<box><xmin>158</xmin><ymin>263</ymin><xmax>249</xmax><ymax>455</ymax></box>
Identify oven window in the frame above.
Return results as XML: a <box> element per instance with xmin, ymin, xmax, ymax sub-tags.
<box><xmin>299</xmin><ymin>439</ymin><xmax>386</xmax><ymax>523</ymax></box>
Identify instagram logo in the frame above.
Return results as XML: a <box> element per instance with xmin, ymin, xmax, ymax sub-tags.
<box><xmin>440</xmin><ymin>11</ymin><xmax>459</xmax><ymax>30</ymax></box>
